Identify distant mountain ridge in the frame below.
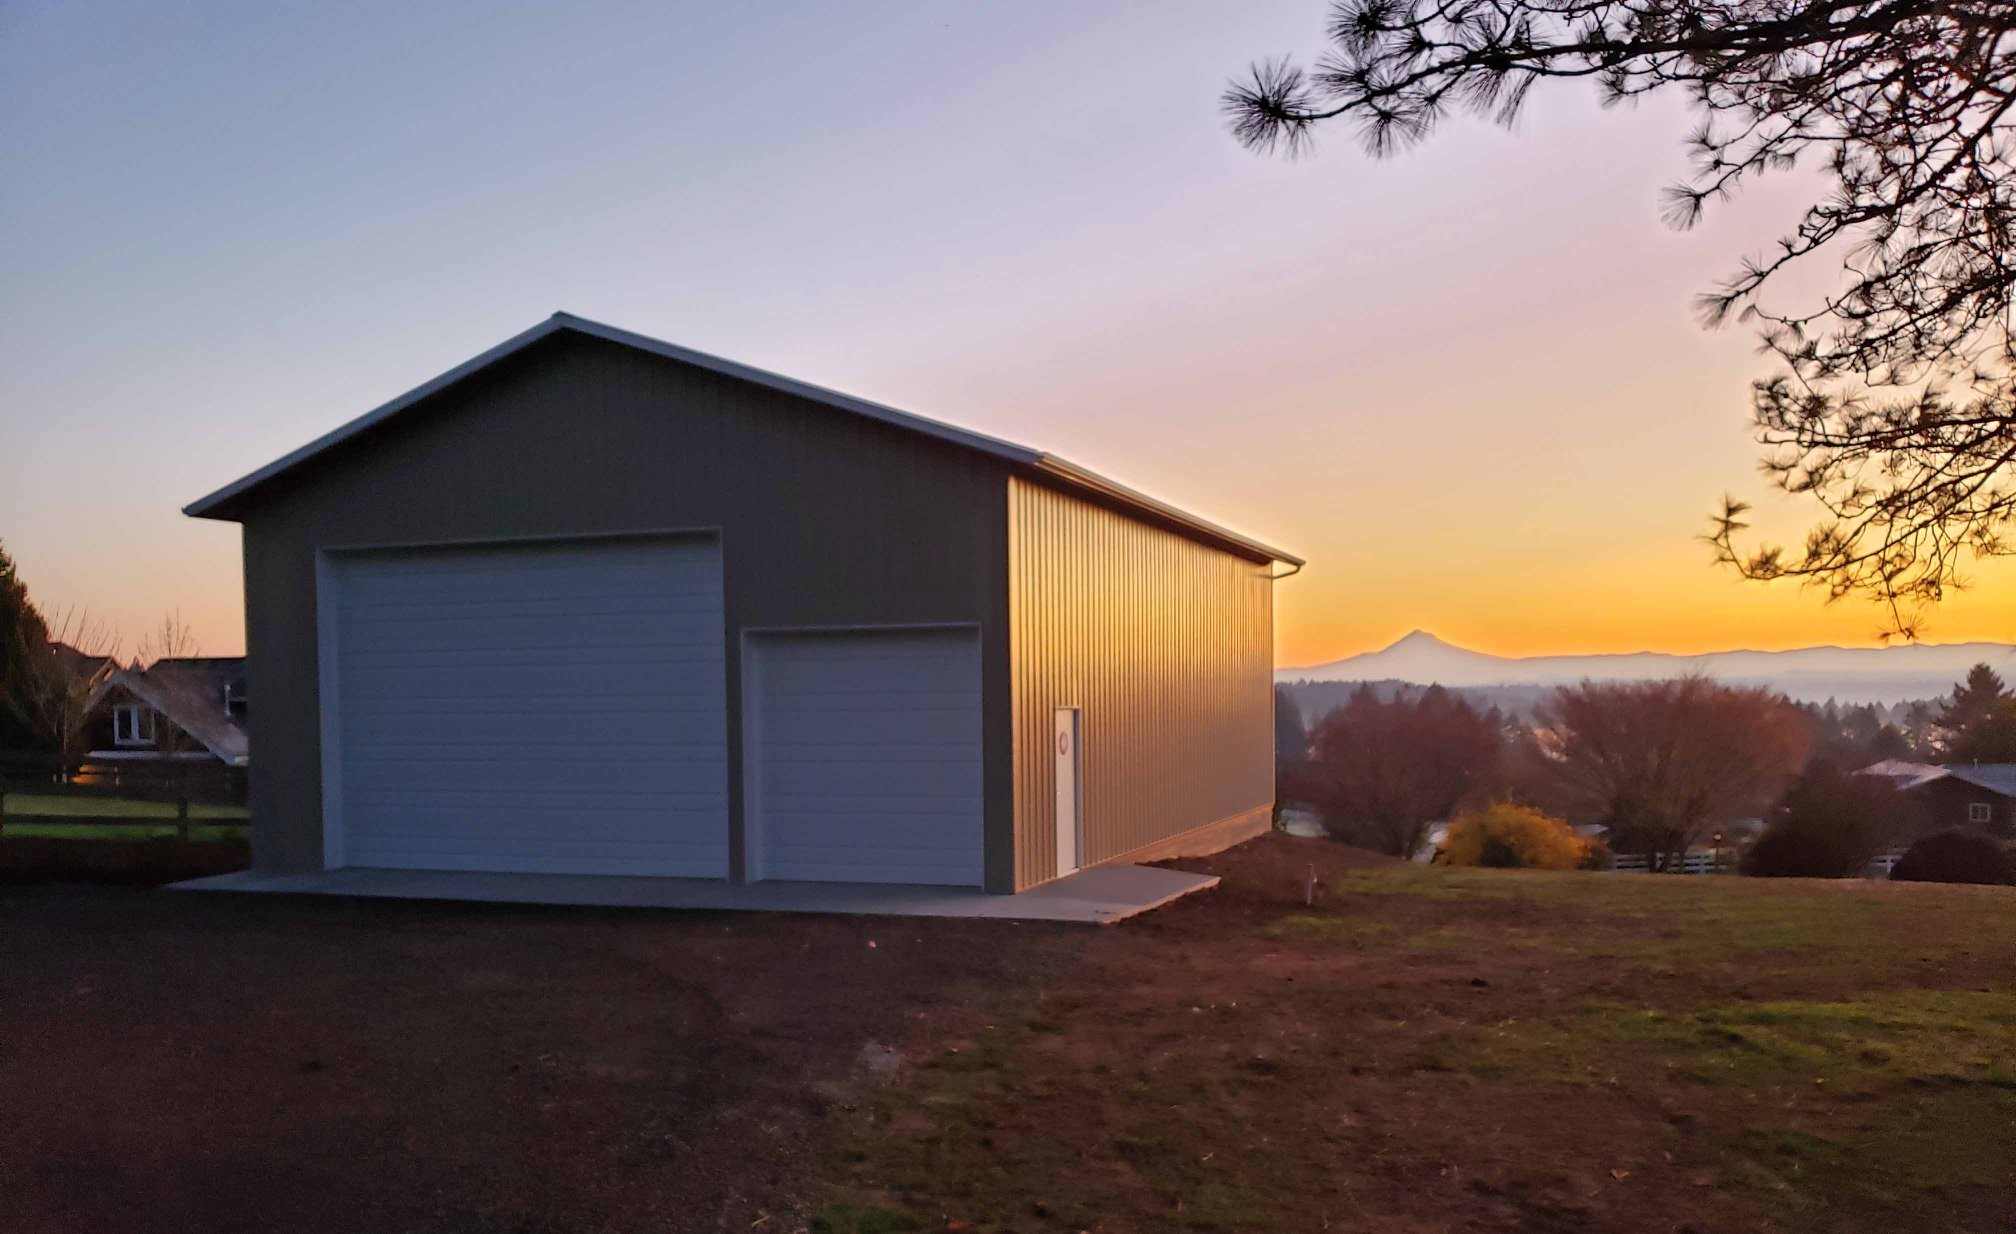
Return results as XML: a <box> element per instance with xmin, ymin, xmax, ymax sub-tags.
<box><xmin>1279</xmin><ymin>630</ymin><xmax>2016</xmax><ymax>705</ymax></box>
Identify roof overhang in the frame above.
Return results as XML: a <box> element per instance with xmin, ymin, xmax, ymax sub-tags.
<box><xmin>183</xmin><ymin>313</ymin><xmax>1302</xmax><ymax>567</ymax></box>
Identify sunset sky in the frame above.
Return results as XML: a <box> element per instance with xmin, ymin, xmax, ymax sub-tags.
<box><xmin>5</xmin><ymin>0</ymin><xmax>2014</xmax><ymax>668</ymax></box>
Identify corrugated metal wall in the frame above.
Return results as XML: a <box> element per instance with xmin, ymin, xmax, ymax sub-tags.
<box><xmin>234</xmin><ymin>331</ymin><xmax>1016</xmax><ymax>883</ymax></box>
<box><xmin>1008</xmin><ymin>476</ymin><xmax>1275</xmax><ymax>889</ymax></box>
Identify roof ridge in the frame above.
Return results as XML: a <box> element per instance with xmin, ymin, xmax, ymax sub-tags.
<box><xmin>183</xmin><ymin>314</ymin><xmax>1301</xmax><ymax>565</ymax></box>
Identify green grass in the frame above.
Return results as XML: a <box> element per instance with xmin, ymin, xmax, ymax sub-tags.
<box><xmin>823</xmin><ymin>857</ymin><xmax>2016</xmax><ymax>1233</ymax></box>
<box><xmin>1</xmin><ymin>792</ymin><xmax>248</xmax><ymax>819</ymax></box>
<box><xmin>0</xmin><ymin>822</ymin><xmax>247</xmax><ymax>841</ymax></box>
<box><xmin>1452</xmin><ymin>989</ymin><xmax>2016</xmax><ymax>1091</ymax></box>
<box><xmin>809</xmin><ymin>1202</ymin><xmax>924</xmax><ymax>1234</ymax></box>
<box><xmin>0</xmin><ymin>792</ymin><xmax>248</xmax><ymax>841</ymax></box>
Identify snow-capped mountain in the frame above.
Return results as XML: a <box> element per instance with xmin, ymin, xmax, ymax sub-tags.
<box><xmin>1278</xmin><ymin>630</ymin><xmax>2016</xmax><ymax>705</ymax></box>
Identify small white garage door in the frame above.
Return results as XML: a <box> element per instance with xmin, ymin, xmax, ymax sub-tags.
<box><xmin>745</xmin><ymin>628</ymin><xmax>984</xmax><ymax>885</ymax></box>
<box><xmin>324</xmin><ymin>536</ymin><xmax>729</xmax><ymax>876</ymax></box>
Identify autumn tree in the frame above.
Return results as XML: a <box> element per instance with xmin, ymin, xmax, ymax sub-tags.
<box><xmin>1226</xmin><ymin>1</ymin><xmax>2016</xmax><ymax>634</ymax></box>
<box><xmin>1302</xmin><ymin>684</ymin><xmax>1506</xmax><ymax>856</ymax></box>
<box><xmin>1542</xmin><ymin>677</ymin><xmax>1809</xmax><ymax>868</ymax></box>
<box><xmin>1438</xmin><ymin>802</ymin><xmax>1588</xmax><ymax>869</ymax></box>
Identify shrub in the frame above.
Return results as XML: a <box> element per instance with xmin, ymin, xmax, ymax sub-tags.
<box><xmin>1743</xmin><ymin>763</ymin><xmax>1923</xmax><ymax>878</ymax></box>
<box><xmin>1890</xmin><ymin>829</ymin><xmax>2016</xmax><ymax>886</ymax></box>
<box><xmin>1439</xmin><ymin>803</ymin><xmax>1585</xmax><ymax>870</ymax></box>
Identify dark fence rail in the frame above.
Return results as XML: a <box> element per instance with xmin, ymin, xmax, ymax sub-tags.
<box><xmin>0</xmin><ymin>760</ymin><xmax>248</xmax><ymax>807</ymax></box>
<box><xmin>0</xmin><ymin>812</ymin><xmax>250</xmax><ymax>843</ymax></box>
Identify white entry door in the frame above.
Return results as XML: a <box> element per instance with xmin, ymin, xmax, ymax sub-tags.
<box><xmin>744</xmin><ymin>628</ymin><xmax>983</xmax><ymax>885</ymax></box>
<box><xmin>322</xmin><ymin>535</ymin><xmax>730</xmax><ymax>877</ymax></box>
<box><xmin>1054</xmin><ymin>707</ymin><xmax>1081</xmax><ymax>874</ymax></box>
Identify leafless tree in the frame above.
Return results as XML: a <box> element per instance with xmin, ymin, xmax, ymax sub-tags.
<box><xmin>132</xmin><ymin>610</ymin><xmax>199</xmax><ymax>670</ymax></box>
<box><xmin>1227</xmin><ymin>0</ymin><xmax>2016</xmax><ymax>635</ymax></box>
<box><xmin>1541</xmin><ymin>676</ymin><xmax>1810</xmax><ymax>868</ymax></box>
<box><xmin>19</xmin><ymin>608</ymin><xmax>120</xmax><ymax>775</ymax></box>
<box><xmin>1303</xmin><ymin>684</ymin><xmax>1507</xmax><ymax>856</ymax></box>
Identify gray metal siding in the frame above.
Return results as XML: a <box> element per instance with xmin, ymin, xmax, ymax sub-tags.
<box><xmin>1007</xmin><ymin>476</ymin><xmax>1275</xmax><ymax>889</ymax></box>
<box><xmin>233</xmin><ymin>332</ymin><xmax>1015</xmax><ymax>887</ymax></box>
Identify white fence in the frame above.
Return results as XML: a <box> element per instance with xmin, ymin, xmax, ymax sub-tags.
<box><xmin>1606</xmin><ymin>848</ymin><xmax>1908</xmax><ymax>876</ymax></box>
<box><xmin>1607</xmin><ymin>851</ymin><xmax>1727</xmax><ymax>875</ymax></box>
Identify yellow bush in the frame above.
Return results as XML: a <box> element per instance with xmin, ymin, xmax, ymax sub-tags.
<box><xmin>1439</xmin><ymin>803</ymin><xmax>1587</xmax><ymax>870</ymax></box>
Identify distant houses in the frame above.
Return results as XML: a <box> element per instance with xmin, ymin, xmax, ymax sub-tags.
<box><xmin>1859</xmin><ymin>759</ymin><xmax>2016</xmax><ymax>838</ymax></box>
<box><xmin>73</xmin><ymin>657</ymin><xmax>248</xmax><ymax>800</ymax></box>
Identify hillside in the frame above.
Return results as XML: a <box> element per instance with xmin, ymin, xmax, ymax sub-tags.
<box><xmin>1279</xmin><ymin>629</ymin><xmax>2016</xmax><ymax>705</ymax></box>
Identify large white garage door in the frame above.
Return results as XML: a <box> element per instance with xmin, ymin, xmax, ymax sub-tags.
<box><xmin>324</xmin><ymin>536</ymin><xmax>729</xmax><ymax>876</ymax></box>
<box><xmin>745</xmin><ymin>628</ymin><xmax>983</xmax><ymax>886</ymax></box>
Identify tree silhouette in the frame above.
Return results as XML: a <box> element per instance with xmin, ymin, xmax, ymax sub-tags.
<box><xmin>0</xmin><ymin>541</ymin><xmax>53</xmax><ymax>753</ymax></box>
<box><xmin>1542</xmin><ymin>676</ymin><xmax>1809</xmax><ymax>868</ymax></box>
<box><xmin>1227</xmin><ymin>1</ymin><xmax>2016</xmax><ymax>635</ymax></box>
<box><xmin>1934</xmin><ymin>662</ymin><xmax>2016</xmax><ymax>761</ymax></box>
<box><xmin>1302</xmin><ymin>684</ymin><xmax>1505</xmax><ymax>856</ymax></box>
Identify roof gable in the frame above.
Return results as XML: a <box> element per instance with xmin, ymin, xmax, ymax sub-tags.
<box><xmin>90</xmin><ymin>667</ymin><xmax>249</xmax><ymax>765</ymax></box>
<box><xmin>182</xmin><ymin>314</ymin><xmax>1299</xmax><ymax>566</ymax></box>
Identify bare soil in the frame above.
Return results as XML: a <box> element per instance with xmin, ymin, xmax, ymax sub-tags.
<box><xmin>0</xmin><ymin>884</ymin><xmax>1077</xmax><ymax>1233</ymax></box>
<box><xmin>4</xmin><ymin>835</ymin><xmax>2010</xmax><ymax>1234</ymax></box>
<box><xmin>0</xmin><ymin>835</ymin><xmax>249</xmax><ymax>886</ymax></box>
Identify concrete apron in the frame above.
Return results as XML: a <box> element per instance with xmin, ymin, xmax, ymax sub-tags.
<box><xmin>171</xmin><ymin>861</ymin><xmax>1218</xmax><ymax>925</ymax></box>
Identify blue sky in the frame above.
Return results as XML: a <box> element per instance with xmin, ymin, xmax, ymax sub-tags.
<box><xmin>6</xmin><ymin>0</ymin><xmax>2008</xmax><ymax>662</ymax></box>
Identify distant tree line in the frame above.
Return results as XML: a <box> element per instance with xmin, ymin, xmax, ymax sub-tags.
<box><xmin>1276</xmin><ymin>662</ymin><xmax>2016</xmax><ymax>871</ymax></box>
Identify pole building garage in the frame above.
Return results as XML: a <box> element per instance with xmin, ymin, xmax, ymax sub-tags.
<box><xmin>185</xmin><ymin>314</ymin><xmax>1301</xmax><ymax>895</ymax></box>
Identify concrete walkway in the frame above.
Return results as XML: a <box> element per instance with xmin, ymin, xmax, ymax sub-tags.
<box><xmin>172</xmin><ymin>861</ymin><xmax>1217</xmax><ymax>925</ymax></box>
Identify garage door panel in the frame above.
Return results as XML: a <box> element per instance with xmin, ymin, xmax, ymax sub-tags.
<box><xmin>748</xmin><ymin>629</ymin><xmax>983</xmax><ymax>887</ymax></box>
<box><xmin>329</xmin><ymin>537</ymin><xmax>729</xmax><ymax>877</ymax></box>
<box><xmin>341</xmin><ymin>707</ymin><xmax>725</xmax><ymax>747</ymax></box>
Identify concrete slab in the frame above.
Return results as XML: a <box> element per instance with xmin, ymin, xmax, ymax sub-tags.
<box><xmin>170</xmin><ymin>862</ymin><xmax>1217</xmax><ymax>925</ymax></box>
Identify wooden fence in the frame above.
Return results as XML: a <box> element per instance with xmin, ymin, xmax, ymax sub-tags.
<box><xmin>0</xmin><ymin>760</ymin><xmax>247</xmax><ymax>806</ymax></box>
<box><xmin>0</xmin><ymin>765</ymin><xmax>249</xmax><ymax>844</ymax></box>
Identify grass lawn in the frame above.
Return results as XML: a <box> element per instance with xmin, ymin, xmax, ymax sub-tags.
<box><xmin>819</xmin><ymin>837</ymin><xmax>2016</xmax><ymax>1234</ymax></box>
<box><xmin>1</xmin><ymin>792</ymin><xmax>248</xmax><ymax>819</ymax></box>
<box><xmin>0</xmin><ymin>792</ymin><xmax>248</xmax><ymax>840</ymax></box>
<box><xmin>0</xmin><ymin>821</ymin><xmax>247</xmax><ymax>840</ymax></box>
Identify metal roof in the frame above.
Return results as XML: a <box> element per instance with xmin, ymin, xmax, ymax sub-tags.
<box><xmin>1942</xmin><ymin>764</ymin><xmax>2016</xmax><ymax>797</ymax></box>
<box><xmin>183</xmin><ymin>312</ymin><xmax>1302</xmax><ymax>566</ymax></box>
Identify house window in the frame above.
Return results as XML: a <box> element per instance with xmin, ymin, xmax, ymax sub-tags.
<box><xmin>112</xmin><ymin>703</ymin><xmax>156</xmax><ymax>747</ymax></box>
<box><xmin>1968</xmin><ymin>802</ymin><xmax>1992</xmax><ymax>825</ymax></box>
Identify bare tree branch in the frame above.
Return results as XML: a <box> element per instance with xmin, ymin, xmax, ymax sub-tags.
<box><xmin>1230</xmin><ymin>0</ymin><xmax>2016</xmax><ymax>634</ymax></box>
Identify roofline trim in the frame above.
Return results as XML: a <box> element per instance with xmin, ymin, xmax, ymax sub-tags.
<box><xmin>182</xmin><ymin>312</ymin><xmax>1302</xmax><ymax>565</ymax></box>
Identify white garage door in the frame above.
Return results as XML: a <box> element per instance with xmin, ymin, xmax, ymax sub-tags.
<box><xmin>324</xmin><ymin>536</ymin><xmax>729</xmax><ymax>876</ymax></box>
<box><xmin>745</xmin><ymin>628</ymin><xmax>983</xmax><ymax>885</ymax></box>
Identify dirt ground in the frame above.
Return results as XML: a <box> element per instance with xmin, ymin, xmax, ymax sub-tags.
<box><xmin>0</xmin><ymin>884</ymin><xmax>1077</xmax><ymax>1233</ymax></box>
<box><xmin>4</xmin><ymin>836</ymin><xmax>2011</xmax><ymax>1234</ymax></box>
<box><xmin>0</xmin><ymin>836</ymin><xmax>249</xmax><ymax>886</ymax></box>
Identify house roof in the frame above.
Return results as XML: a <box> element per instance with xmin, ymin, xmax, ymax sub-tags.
<box><xmin>147</xmin><ymin>657</ymin><xmax>246</xmax><ymax>704</ymax></box>
<box><xmin>1942</xmin><ymin>764</ymin><xmax>2016</xmax><ymax>797</ymax></box>
<box><xmin>183</xmin><ymin>313</ymin><xmax>1302</xmax><ymax>566</ymax></box>
<box><xmin>1856</xmin><ymin>759</ymin><xmax>2016</xmax><ymax>797</ymax></box>
<box><xmin>93</xmin><ymin>666</ymin><xmax>250</xmax><ymax>765</ymax></box>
